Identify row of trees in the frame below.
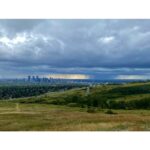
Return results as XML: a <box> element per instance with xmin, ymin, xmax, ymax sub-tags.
<box><xmin>109</xmin><ymin>84</ymin><xmax>150</xmax><ymax>96</ymax></box>
<box><xmin>0</xmin><ymin>85</ymin><xmax>81</xmax><ymax>99</ymax></box>
<box><xmin>50</xmin><ymin>93</ymin><xmax>150</xmax><ymax>109</ymax></box>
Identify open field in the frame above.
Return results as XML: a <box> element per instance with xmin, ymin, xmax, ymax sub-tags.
<box><xmin>0</xmin><ymin>82</ymin><xmax>150</xmax><ymax>131</ymax></box>
<box><xmin>0</xmin><ymin>103</ymin><xmax>149</xmax><ymax>131</ymax></box>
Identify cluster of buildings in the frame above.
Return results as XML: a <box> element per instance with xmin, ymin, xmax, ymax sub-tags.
<box><xmin>27</xmin><ymin>75</ymin><xmax>53</xmax><ymax>83</ymax></box>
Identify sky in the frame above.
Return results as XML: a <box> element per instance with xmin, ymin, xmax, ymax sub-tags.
<box><xmin>1</xmin><ymin>19</ymin><xmax>150</xmax><ymax>79</ymax></box>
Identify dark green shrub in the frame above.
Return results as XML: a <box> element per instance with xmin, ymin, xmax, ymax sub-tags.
<box><xmin>87</xmin><ymin>107</ymin><xmax>96</xmax><ymax>113</ymax></box>
<box><xmin>126</xmin><ymin>98</ymin><xmax>150</xmax><ymax>109</ymax></box>
<box><xmin>93</xmin><ymin>99</ymin><xmax>99</xmax><ymax>107</ymax></box>
<box><xmin>105</xmin><ymin>109</ymin><xmax>116</xmax><ymax>114</ymax></box>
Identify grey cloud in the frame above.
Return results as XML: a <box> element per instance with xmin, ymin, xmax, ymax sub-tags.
<box><xmin>1</xmin><ymin>19</ymin><xmax>150</xmax><ymax>78</ymax></box>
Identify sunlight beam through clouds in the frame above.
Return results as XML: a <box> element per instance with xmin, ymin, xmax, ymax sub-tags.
<box><xmin>47</xmin><ymin>74</ymin><xmax>90</xmax><ymax>79</ymax></box>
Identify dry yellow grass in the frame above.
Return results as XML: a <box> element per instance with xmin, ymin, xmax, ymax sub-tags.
<box><xmin>0</xmin><ymin>103</ymin><xmax>149</xmax><ymax>131</ymax></box>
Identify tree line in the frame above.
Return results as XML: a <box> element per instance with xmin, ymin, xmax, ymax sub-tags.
<box><xmin>49</xmin><ymin>85</ymin><xmax>150</xmax><ymax>109</ymax></box>
<box><xmin>0</xmin><ymin>85</ymin><xmax>82</xmax><ymax>99</ymax></box>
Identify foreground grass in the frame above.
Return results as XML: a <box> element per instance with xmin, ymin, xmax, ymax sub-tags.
<box><xmin>0</xmin><ymin>102</ymin><xmax>149</xmax><ymax>131</ymax></box>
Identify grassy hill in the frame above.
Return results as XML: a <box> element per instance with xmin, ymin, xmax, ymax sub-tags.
<box><xmin>0</xmin><ymin>82</ymin><xmax>149</xmax><ymax>131</ymax></box>
<box><xmin>10</xmin><ymin>82</ymin><xmax>150</xmax><ymax>110</ymax></box>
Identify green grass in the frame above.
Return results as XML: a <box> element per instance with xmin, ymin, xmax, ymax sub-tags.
<box><xmin>8</xmin><ymin>82</ymin><xmax>150</xmax><ymax>110</ymax></box>
<box><xmin>0</xmin><ymin>82</ymin><xmax>150</xmax><ymax>131</ymax></box>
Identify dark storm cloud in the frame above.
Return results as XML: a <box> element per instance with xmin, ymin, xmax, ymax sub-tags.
<box><xmin>1</xmin><ymin>19</ymin><xmax>150</xmax><ymax>79</ymax></box>
<box><xmin>0</xmin><ymin>19</ymin><xmax>44</xmax><ymax>36</ymax></box>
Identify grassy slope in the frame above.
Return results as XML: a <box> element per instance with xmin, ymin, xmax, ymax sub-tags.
<box><xmin>0</xmin><ymin>82</ymin><xmax>149</xmax><ymax>131</ymax></box>
<box><xmin>10</xmin><ymin>82</ymin><xmax>150</xmax><ymax>107</ymax></box>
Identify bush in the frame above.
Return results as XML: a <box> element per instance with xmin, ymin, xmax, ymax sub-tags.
<box><xmin>87</xmin><ymin>107</ymin><xmax>97</xmax><ymax>113</ymax></box>
<box><xmin>126</xmin><ymin>98</ymin><xmax>150</xmax><ymax>109</ymax></box>
<box><xmin>105</xmin><ymin>109</ymin><xmax>116</xmax><ymax>114</ymax></box>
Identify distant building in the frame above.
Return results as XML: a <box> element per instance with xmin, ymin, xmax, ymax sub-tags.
<box><xmin>32</xmin><ymin>76</ymin><xmax>35</xmax><ymax>82</ymax></box>
<box><xmin>28</xmin><ymin>75</ymin><xmax>31</xmax><ymax>82</ymax></box>
<box><xmin>36</xmin><ymin>75</ymin><xmax>39</xmax><ymax>82</ymax></box>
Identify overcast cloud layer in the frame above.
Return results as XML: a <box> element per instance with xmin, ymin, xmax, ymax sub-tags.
<box><xmin>1</xmin><ymin>19</ymin><xmax>150</xmax><ymax>79</ymax></box>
